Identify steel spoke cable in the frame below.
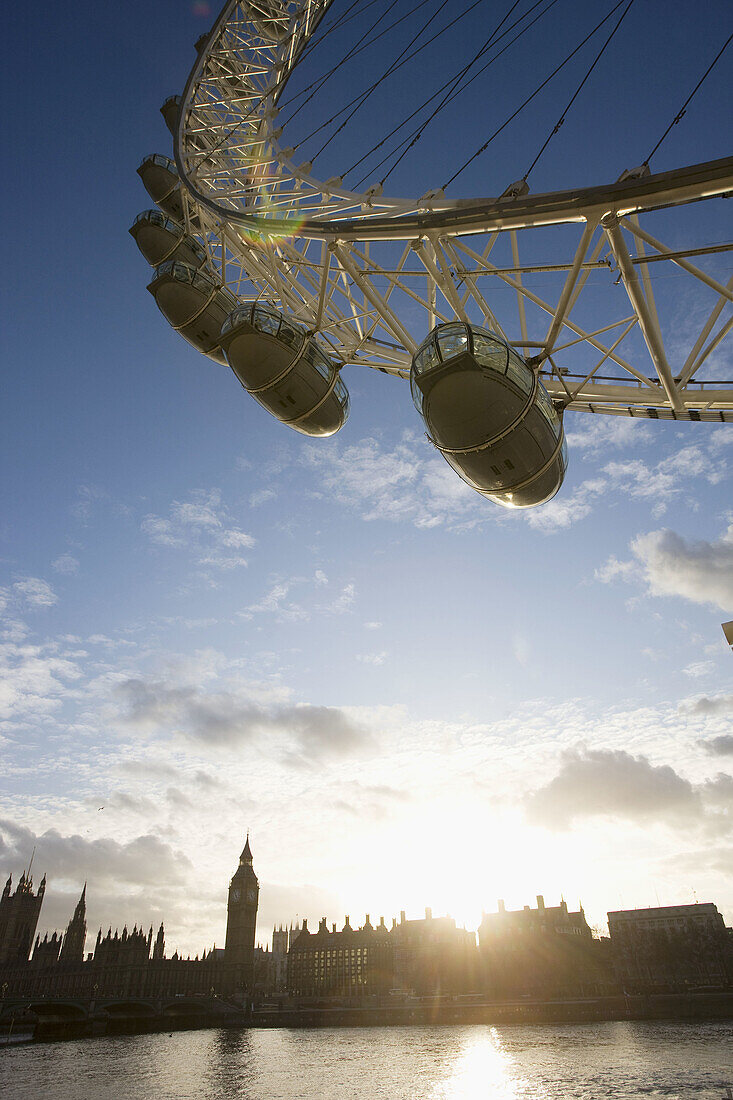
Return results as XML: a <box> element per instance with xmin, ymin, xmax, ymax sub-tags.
<box><xmin>643</xmin><ymin>29</ymin><xmax>733</xmax><ymax>166</ymax></box>
<box><xmin>278</xmin><ymin>0</ymin><xmax>433</xmax><ymax>129</ymax></box>
<box><xmin>345</xmin><ymin>0</ymin><xmax>558</xmax><ymax>181</ymax></box>
<box><xmin>295</xmin><ymin>0</ymin><xmax>380</xmax><ymax>65</ymax></box>
<box><xmin>442</xmin><ymin>0</ymin><xmax>630</xmax><ymax>190</ymax></box>
<box><xmin>278</xmin><ymin>0</ymin><xmax>402</xmax><ymax>124</ymax></box>
<box><xmin>309</xmin><ymin>0</ymin><xmax>457</xmax><ymax>163</ymax></box>
<box><xmin>292</xmin><ymin>0</ymin><xmax>487</xmax><ymax>151</ymax></box>
<box><xmin>522</xmin><ymin>0</ymin><xmax>635</xmax><ymax>181</ymax></box>
<box><xmin>351</xmin><ymin>0</ymin><xmax>561</xmax><ymax>187</ymax></box>
<box><xmin>377</xmin><ymin>0</ymin><xmax>527</xmax><ymax>186</ymax></box>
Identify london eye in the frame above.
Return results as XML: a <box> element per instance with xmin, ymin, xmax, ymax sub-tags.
<box><xmin>130</xmin><ymin>0</ymin><xmax>732</xmax><ymax>509</ymax></box>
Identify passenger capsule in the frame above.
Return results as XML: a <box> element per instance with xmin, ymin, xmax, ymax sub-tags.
<box><xmin>410</xmin><ymin>323</ymin><xmax>567</xmax><ymax>508</ymax></box>
<box><xmin>147</xmin><ymin>261</ymin><xmax>239</xmax><ymax>365</ymax></box>
<box><xmin>129</xmin><ymin>210</ymin><xmax>206</xmax><ymax>269</ymax></box>
<box><xmin>219</xmin><ymin>303</ymin><xmax>349</xmax><ymax>437</ymax></box>
<box><xmin>137</xmin><ymin>154</ymin><xmax>184</xmax><ymax>221</ymax></box>
<box><xmin>160</xmin><ymin>96</ymin><xmax>181</xmax><ymax>136</ymax></box>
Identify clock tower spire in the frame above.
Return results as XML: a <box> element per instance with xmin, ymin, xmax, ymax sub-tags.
<box><xmin>225</xmin><ymin>832</ymin><xmax>259</xmax><ymax>987</ymax></box>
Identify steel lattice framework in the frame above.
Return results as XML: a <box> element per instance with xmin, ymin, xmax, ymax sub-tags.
<box><xmin>172</xmin><ymin>0</ymin><xmax>733</xmax><ymax>420</ymax></box>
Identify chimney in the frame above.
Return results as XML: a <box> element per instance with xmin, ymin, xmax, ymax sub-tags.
<box><xmin>425</xmin><ymin>907</ymin><xmax>432</xmax><ymax>921</ymax></box>
<box><xmin>498</xmin><ymin>899</ymin><xmax>505</xmax><ymax>913</ymax></box>
<box><xmin>400</xmin><ymin>910</ymin><xmax>406</xmax><ymax>924</ymax></box>
<box><xmin>536</xmin><ymin>895</ymin><xmax>545</xmax><ymax>910</ymax></box>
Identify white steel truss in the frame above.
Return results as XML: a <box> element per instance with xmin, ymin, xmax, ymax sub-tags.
<box><xmin>172</xmin><ymin>0</ymin><xmax>733</xmax><ymax>421</ymax></box>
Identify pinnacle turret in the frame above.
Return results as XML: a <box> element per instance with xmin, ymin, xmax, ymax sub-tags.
<box><xmin>240</xmin><ymin>833</ymin><xmax>253</xmax><ymax>865</ymax></box>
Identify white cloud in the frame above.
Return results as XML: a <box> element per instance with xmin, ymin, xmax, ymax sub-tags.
<box><xmin>14</xmin><ymin>577</ymin><xmax>58</xmax><ymax>608</ymax></box>
<box><xmin>595</xmin><ymin>555</ymin><xmax>637</xmax><ymax>584</ymax></box>
<box><xmin>700</xmin><ymin>733</ymin><xmax>733</xmax><ymax>755</ymax></box>
<box><xmin>364</xmin><ymin>622</ymin><xmax>382</xmax><ymax>631</ymax></box>
<box><xmin>0</xmin><ymin>641</ymin><xmax>85</xmax><ymax>723</ymax></box>
<box><xmin>526</xmin><ymin>478</ymin><xmax>606</xmax><ymax>532</ymax></box>
<box><xmin>683</xmin><ymin>695</ymin><xmax>733</xmax><ymax>718</ymax></box>
<box><xmin>305</xmin><ymin>435</ymin><xmax>486</xmax><ymax>530</ymax></box>
<box><xmin>564</xmin><ymin>416</ymin><xmax>651</xmax><ymax>454</ymax></box>
<box><xmin>141</xmin><ymin>489</ymin><xmax>255</xmax><ymax>572</ymax></box>
<box><xmin>683</xmin><ymin>661</ymin><xmax>714</xmax><ymax>679</ymax></box>
<box><xmin>0</xmin><ymin>818</ymin><xmax>191</xmax><ymax>889</ymax></box>
<box><xmin>356</xmin><ymin>652</ymin><xmax>388</xmax><ymax>666</ymax></box>
<box><xmin>595</xmin><ymin>520</ymin><xmax>733</xmax><ymax>612</ymax></box>
<box><xmin>249</xmin><ymin>488</ymin><xmax>275</xmax><ymax>507</ymax></box>
<box><xmin>243</xmin><ymin>582</ymin><xmax>309</xmax><ymax>622</ymax></box>
<box><xmin>52</xmin><ymin>554</ymin><xmax>79</xmax><ymax>575</ymax></box>
<box><xmin>526</xmin><ymin>748</ymin><xmax>710</xmax><ymax>831</ymax></box>
<box><xmin>114</xmin><ymin>676</ymin><xmax>372</xmax><ymax>760</ymax></box>
<box><xmin>630</xmin><ymin>522</ymin><xmax>733</xmax><ymax>611</ymax></box>
<box><xmin>324</xmin><ymin>583</ymin><xmax>355</xmax><ymax>615</ymax></box>
<box><xmin>314</xmin><ymin>570</ymin><xmax>328</xmax><ymax>587</ymax></box>
<box><xmin>602</xmin><ymin>445</ymin><xmax>727</xmax><ymax>517</ymax></box>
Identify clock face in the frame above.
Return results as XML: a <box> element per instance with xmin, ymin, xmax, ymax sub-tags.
<box><xmin>247</xmin><ymin>888</ymin><xmax>257</xmax><ymax>903</ymax></box>
<box><xmin>231</xmin><ymin>887</ymin><xmax>241</xmax><ymax>902</ymax></box>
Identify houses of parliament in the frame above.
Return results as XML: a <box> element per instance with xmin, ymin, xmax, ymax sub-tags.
<box><xmin>0</xmin><ymin>837</ymin><xmax>260</xmax><ymax>1002</ymax></box>
<box><xmin>2</xmin><ymin>836</ymin><xmax>732</xmax><ymax>1006</ymax></box>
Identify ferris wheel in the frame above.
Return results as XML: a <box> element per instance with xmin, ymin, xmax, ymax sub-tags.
<box><xmin>130</xmin><ymin>0</ymin><xmax>732</xmax><ymax>508</ymax></box>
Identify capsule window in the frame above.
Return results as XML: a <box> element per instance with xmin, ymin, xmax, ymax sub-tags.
<box><xmin>506</xmin><ymin>350</ymin><xmax>532</xmax><ymax>395</ymax></box>
<box><xmin>438</xmin><ymin>326</ymin><xmax>468</xmax><ymax>362</ymax></box>
<box><xmin>504</xmin><ymin>459</ymin><xmax>515</xmax><ymax>470</ymax></box>
<box><xmin>252</xmin><ymin>307</ymin><xmax>279</xmax><ymax>336</ymax></box>
<box><xmin>473</xmin><ymin>333</ymin><xmax>507</xmax><ymax>374</ymax></box>
<box><xmin>279</xmin><ymin>325</ymin><xmax>301</xmax><ymax>349</ymax></box>
<box><xmin>413</xmin><ymin>342</ymin><xmax>441</xmax><ymax>376</ymax></box>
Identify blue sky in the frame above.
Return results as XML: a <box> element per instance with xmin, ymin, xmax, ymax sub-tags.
<box><xmin>1</xmin><ymin>0</ymin><xmax>732</xmax><ymax>956</ymax></box>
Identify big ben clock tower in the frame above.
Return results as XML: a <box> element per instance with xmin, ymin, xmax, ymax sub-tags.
<box><xmin>225</xmin><ymin>834</ymin><xmax>259</xmax><ymax>982</ymax></box>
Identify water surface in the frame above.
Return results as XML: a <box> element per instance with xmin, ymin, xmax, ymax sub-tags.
<box><xmin>1</xmin><ymin>1021</ymin><xmax>731</xmax><ymax>1099</ymax></box>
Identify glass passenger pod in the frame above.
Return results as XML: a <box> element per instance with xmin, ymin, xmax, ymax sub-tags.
<box><xmin>147</xmin><ymin>261</ymin><xmax>240</xmax><ymax>365</ymax></box>
<box><xmin>220</xmin><ymin>303</ymin><xmax>349</xmax><ymax>437</ymax></box>
<box><xmin>137</xmin><ymin>154</ymin><xmax>184</xmax><ymax>221</ymax></box>
<box><xmin>129</xmin><ymin>210</ymin><xmax>206</xmax><ymax>269</ymax></box>
<box><xmin>410</xmin><ymin>323</ymin><xmax>566</xmax><ymax>509</ymax></box>
<box><xmin>160</xmin><ymin>96</ymin><xmax>181</xmax><ymax>137</ymax></box>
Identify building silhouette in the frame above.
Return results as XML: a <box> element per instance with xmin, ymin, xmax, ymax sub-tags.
<box><xmin>59</xmin><ymin>884</ymin><xmax>87</xmax><ymax>965</ymax></box>
<box><xmin>225</xmin><ymin>834</ymin><xmax>259</xmax><ymax>989</ymax></box>
<box><xmin>0</xmin><ymin>869</ymin><xmax>45</xmax><ymax>966</ymax></box>
<box><xmin>0</xmin><ymin>834</ymin><xmax>259</xmax><ymax>1003</ymax></box>
<box><xmin>31</xmin><ymin>932</ymin><xmax>62</xmax><ymax>967</ymax></box>
<box><xmin>3</xmin><ymin>843</ymin><xmax>732</xmax><ymax>1009</ymax></box>
<box><xmin>287</xmin><ymin>909</ymin><xmax>476</xmax><ymax>999</ymax></box>
<box><xmin>478</xmin><ymin>895</ymin><xmax>615</xmax><ymax>998</ymax></box>
<box><xmin>608</xmin><ymin>903</ymin><xmax>733</xmax><ymax>993</ymax></box>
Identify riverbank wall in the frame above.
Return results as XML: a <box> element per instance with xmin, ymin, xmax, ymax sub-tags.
<box><xmin>3</xmin><ymin>990</ymin><xmax>732</xmax><ymax>1044</ymax></box>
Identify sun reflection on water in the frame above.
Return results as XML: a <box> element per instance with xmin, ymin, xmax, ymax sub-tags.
<box><xmin>431</xmin><ymin>1028</ymin><xmax>540</xmax><ymax>1100</ymax></box>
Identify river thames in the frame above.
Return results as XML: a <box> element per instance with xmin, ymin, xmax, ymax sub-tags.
<box><xmin>1</xmin><ymin>1021</ymin><xmax>731</xmax><ymax>1098</ymax></box>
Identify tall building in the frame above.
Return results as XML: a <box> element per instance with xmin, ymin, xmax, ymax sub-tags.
<box><xmin>478</xmin><ymin>895</ymin><xmax>613</xmax><ymax>998</ymax></box>
<box><xmin>288</xmin><ymin>915</ymin><xmax>394</xmax><ymax>999</ymax></box>
<box><xmin>0</xmin><ymin>870</ymin><xmax>46</xmax><ymax>965</ymax></box>
<box><xmin>271</xmin><ymin>925</ymin><xmax>289</xmax><ymax>993</ymax></box>
<box><xmin>59</xmin><ymin>883</ymin><xmax>87</xmax><ymax>965</ymax></box>
<box><xmin>391</xmin><ymin>908</ymin><xmax>477</xmax><ymax>995</ymax></box>
<box><xmin>608</xmin><ymin>903</ymin><xmax>733</xmax><ymax>993</ymax></box>
<box><xmin>152</xmin><ymin>922</ymin><xmax>165</xmax><ymax>960</ymax></box>
<box><xmin>224</xmin><ymin>834</ymin><xmax>259</xmax><ymax>985</ymax></box>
